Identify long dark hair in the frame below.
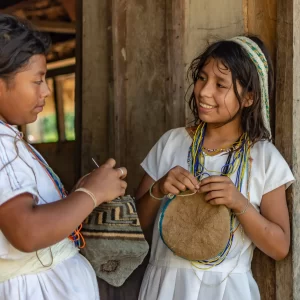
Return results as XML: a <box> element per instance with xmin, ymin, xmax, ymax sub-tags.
<box><xmin>187</xmin><ymin>35</ymin><xmax>274</xmax><ymax>143</ymax></box>
<box><xmin>0</xmin><ymin>14</ymin><xmax>51</xmax><ymax>86</ymax></box>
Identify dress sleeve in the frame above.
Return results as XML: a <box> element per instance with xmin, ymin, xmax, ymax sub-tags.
<box><xmin>0</xmin><ymin>135</ymin><xmax>38</xmax><ymax>206</ymax></box>
<box><xmin>262</xmin><ymin>142</ymin><xmax>295</xmax><ymax>195</ymax></box>
<box><xmin>141</xmin><ymin>129</ymin><xmax>175</xmax><ymax>181</ymax></box>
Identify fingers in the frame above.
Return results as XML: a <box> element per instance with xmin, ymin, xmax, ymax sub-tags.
<box><xmin>121</xmin><ymin>180</ymin><xmax>127</xmax><ymax>190</ymax></box>
<box><xmin>204</xmin><ymin>190</ymin><xmax>225</xmax><ymax>202</ymax></box>
<box><xmin>103</xmin><ymin>158</ymin><xmax>116</xmax><ymax>168</ymax></box>
<box><xmin>199</xmin><ymin>182</ymin><xmax>226</xmax><ymax>193</ymax></box>
<box><xmin>200</xmin><ymin>175</ymin><xmax>229</xmax><ymax>186</ymax></box>
<box><xmin>167</xmin><ymin>166</ymin><xmax>199</xmax><ymax>192</ymax></box>
<box><xmin>207</xmin><ymin>198</ymin><xmax>225</xmax><ymax>206</ymax></box>
<box><xmin>116</xmin><ymin>167</ymin><xmax>127</xmax><ymax>179</ymax></box>
<box><xmin>179</xmin><ymin>169</ymin><xmax>200</xmax><ymax>190</ymax></box>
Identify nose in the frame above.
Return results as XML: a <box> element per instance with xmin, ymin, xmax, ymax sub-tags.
<box><xmin>198</xmin><ymin>80</ymin><xmax>214</xmax><ymax>99</ymax></box>
<box><xmin>42</xmin><ymin>81</ymin><xmax>51</xmax><ymax>99</ymax></box>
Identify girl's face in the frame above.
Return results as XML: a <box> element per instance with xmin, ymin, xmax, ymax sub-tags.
<box><xmin>0</xmin><ymin>54</ymin><xmax>51</xmax><ymax>125</ymax></box>
<box><xmin>194</xmin><ymin>58</ymin><xmax>251</xmax><ymax>126</ymax></box>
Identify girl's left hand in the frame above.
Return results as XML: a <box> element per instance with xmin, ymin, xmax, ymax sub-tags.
<box><xmin>199</xmin><ymin>176</ymin><xmax>247</xmax><ymax>211</ymax></box>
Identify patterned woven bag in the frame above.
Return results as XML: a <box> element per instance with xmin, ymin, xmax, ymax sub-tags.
<box><xmin>80</xmin><ymin>195</ymin><xmax>149</xmax><ymax>287</ymax></box>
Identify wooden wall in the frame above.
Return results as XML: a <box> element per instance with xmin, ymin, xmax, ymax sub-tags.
<box><xmin>78</xmin><ymin>0</ymin><xmax>299</xmax><ymax>299</ymax></box>
<box><xmin>245</xmin><ymin>1</ymin><xmax>277</xmax><ymax>299</ymax></box>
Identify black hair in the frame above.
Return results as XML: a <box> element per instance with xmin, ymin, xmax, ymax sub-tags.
<box><xmin>187</xmin><ymin>35</ymin><xmax>274</xmax><ymax>143</ymax></box>
<box><xmin>0</xmin><ymin>14</ymin><xmax>51</xmax><ymax>85</ymax></box>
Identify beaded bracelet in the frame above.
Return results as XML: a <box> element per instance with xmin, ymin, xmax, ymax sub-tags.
<box><xmin>149</xmin><ymin>183</ymin><xmax>175</xmax><ymax>200</ymax></box>
<box><xmin>75</xmin><ymin>188</ymin><xmax>97</xmax><ymax>208</ymax></box>
<box><xmin>149</xmin><ymin>183</ymin><xmax>165</xmax><ymax>200</ymax></box>
<box><xmin>234</xmin><ymin>198</ymin><xmax>250</xmax><ymax>216</ymax></box>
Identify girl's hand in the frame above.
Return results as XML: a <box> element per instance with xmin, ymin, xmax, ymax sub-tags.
<box><xmin>80</xmin><ymin>158</ymin><xmax>127</xmax><ymax>205</ymax></box>
<box><xmin>199</xmin><ymin>176</ymin><xmax>248</xmax><ymax>211</ymax></box>
<box><xmin>152</xmin><ymin>166</ymin><xmax>200</xmax><ymax>198</ymax></box>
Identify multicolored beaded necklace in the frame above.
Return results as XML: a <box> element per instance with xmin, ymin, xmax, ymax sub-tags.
<box><xmin>188</xmin><ymin>122</ymin><xmax>251</xmax><ymax>269</ymax></box>
<box><xmin>0</xmin><ymin>120</ymin><xmax>85</xmax><ymax>250</ymax></box>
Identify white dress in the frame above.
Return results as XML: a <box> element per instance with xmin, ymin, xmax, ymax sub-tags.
<box><xmin>138</xmin><ymin>128</ymin><xmax>294</xmax><ymax>300</ymax></box>
<box><xmin>0</xmin><ymin>123</ymin><xmax>99</xmax><ymax>300</ymax></box>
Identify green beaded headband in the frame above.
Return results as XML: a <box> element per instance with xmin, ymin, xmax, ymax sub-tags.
<box><xmin>229</xmin><ymin>36</ymin><xmax>271</xmax><ymax>136</ymax></box>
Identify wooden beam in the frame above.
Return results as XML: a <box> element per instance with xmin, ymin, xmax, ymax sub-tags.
<box><xmin>0</xmin><ymin>0</ymin><xmax>37</xmax><ymax>14</ymax></box>
<box><xmin>275</xmin><ymin>0</ymin><xmax>300</xmax><ymax>299</ymax></box>
<box><xmin>47</xmin><ymin>57</ymin><xmax>76</xmax><ymax>71</ymax></box>
<box><xmin>61</xmin><ymin>0</ymin><xmax>76</xmax><ymax>21</ymax></box>
<box><xmin>81</xmin><ymin>0</ymin><xmax>110</xmax><ymax>173</ymax></box>
<box><xmin>245</xmin><ymin>2</ymin><xmax>277</xmax><ymax>299</ymax></box>
<box><xmin>46</xmin><ymin>65</ymin><xmax>75</xmax><ymax>79</ymax></box>
<box><xmin>112</xmin><ymin>0</ymin><xmax>127</xmax><ymax>168</ymax></box>
<box><xmin>31</xmin><ymin>20</ymin><xmax>76</xmax><ymax>34</ymax></box>
<box><xmin>165</xmin><ymin>0</ymin><xmax>185</xmax><ymax>129</ymax></box>
<box><xmin>75</xmin><ymin>0</ymin><xmax>83</xmax><ymax>181</ymax></box>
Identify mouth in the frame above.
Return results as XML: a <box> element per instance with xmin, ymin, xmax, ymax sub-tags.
<box><xmin>34</xmin><ymin>104</ymin><xmax>45</xmax><ymax>113</ymax></box>
<box><xmin>199</xmin><ymin>102</ymin><xmax>216</xmax><ymax>109</ymax></box>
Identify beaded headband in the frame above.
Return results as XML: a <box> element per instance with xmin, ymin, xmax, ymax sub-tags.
<box><xmin>228</xmin><ymin>36</ymin><xmax>271</xmax><ymax>136</ymax></box>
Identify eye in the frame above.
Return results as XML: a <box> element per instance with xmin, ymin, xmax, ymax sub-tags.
<box><xmin>34</xmin><ymin>80</ymin><xmax>43</xmax><ymax>85</ymax></box>
<box><xmin>217</xmin><ymin>83</ymin><xmax>227</xmax><ymax>88</ymax></box>
<box><xmin>197</xmin><ymin>75</ymin><xmax>206</xmax><ymax>81</ymax></box>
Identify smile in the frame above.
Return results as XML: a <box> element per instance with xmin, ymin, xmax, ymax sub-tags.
<box><xmin>199</xmin><ymin>102</ymin><xmax>216</xmax><ymax>109</ymax></box>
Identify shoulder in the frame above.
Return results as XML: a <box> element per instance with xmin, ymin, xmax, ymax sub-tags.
<box><xmin>158</xmin><ymin>127</ymin><xmax>190</xmax><ymax>145</ymax></box>
<box><xmin>251</xmin><ymin>140</ymin><xmax>286</xmax><ymax>164</ymax></box>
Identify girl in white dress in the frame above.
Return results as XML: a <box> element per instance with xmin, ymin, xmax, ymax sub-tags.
<box><xmin>0</xmin><ymin>14</ymin><xmax>127</xmax><ymax>300</ymax></box>
<box><xmin>136</xmin><ymin>35</ymin><xmax>294</xmax><ymax>300</ymax></box>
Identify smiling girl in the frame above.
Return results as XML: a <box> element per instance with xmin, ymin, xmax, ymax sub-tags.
<box><xmin>136</xmin><ymin>36</ymin><xmax>294</xmax><ymax>300</ymax></box>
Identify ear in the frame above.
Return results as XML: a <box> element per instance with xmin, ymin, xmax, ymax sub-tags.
<box><xmin>244</xmin><ymin>92</ymin><xmax>254</xmax><ymax>108</ymax></box>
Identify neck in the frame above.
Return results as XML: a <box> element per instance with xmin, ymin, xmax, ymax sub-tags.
<box><xmin>204</xmin><ymin>118</ymin><xmax>243</xmax><ymax>148</ymax></box>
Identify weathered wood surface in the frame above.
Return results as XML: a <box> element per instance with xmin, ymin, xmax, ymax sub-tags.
<box><xmin>79</xmin><ymin>0</ymin><xmax>300</xmax><ymax>299</ymax></box>
<box><xmin>81</xmin><ymin>0</ymin><xmax>110</xmax><ymax>174</ymax></box>
<box><xmin>245</xmin><ymin>1</ymin><xmax>277</xmax><ymax>299</ymax></box>
<box><xmin>275</xmin><ymin>0</ymin><xmax>300</xmax><ymax>299</ymax></box>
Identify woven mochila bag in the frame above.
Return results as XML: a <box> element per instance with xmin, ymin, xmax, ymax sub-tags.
<box><xmin>80</xmin><ymin>195</ymin><xmax>149</xmax><ymax>287</ymax></box>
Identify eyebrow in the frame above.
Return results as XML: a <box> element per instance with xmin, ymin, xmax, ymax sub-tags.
<box><xmin>200</xmin><ymin>69</ymin><xmax>230</xmax><ymax>84</ymax></box>
<box><xmin>34</xmin><ymin>70</ymin><xmax>46</xmax><ymax>76</ymax></box>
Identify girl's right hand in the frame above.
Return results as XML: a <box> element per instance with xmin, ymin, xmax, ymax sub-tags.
<box><xmin>152</xmin><ymin>166</ymin><xmax>199</xmax><ymax>197</ymax></box>
<box><xmin>80</xmin><ymin>158</ymin><xmax>127</xmax><ymax>206</ymax></box>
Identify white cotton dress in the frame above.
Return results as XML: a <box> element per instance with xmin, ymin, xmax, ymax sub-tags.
<box><xmin>0</xmin><ymin>123</ymin><xmax>99</xmax><ymax>300</ymax></box>
<box><xmin>138</xmin><ymin>127</ymin><xmax>294</xmax><ymax>300</ymax></box>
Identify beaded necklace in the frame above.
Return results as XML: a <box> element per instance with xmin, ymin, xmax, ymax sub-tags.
<box><xmin>0</xmin><ymin>121</ymin><xmax>85</xmax><ymax>256</ymax></box>
<box><xmin>188</xmin><ymin>122</ymin><xmax>251</xmax><ymax>269</ymax></box>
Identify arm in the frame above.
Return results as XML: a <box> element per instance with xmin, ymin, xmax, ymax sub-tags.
<box><xmin>136</xmin><ymin>168</ymin><xmax>200</xmax><ymax>244</ymax></box>
<box><xmin>234</xmin><ymin>185</ymin><xmax>290</xmax><ymax>260</ymax></box>
<box><xmin>0</xmin><ymin>192</ymin><xmax>94</xmax><ymax>252</ymax></box>
<box><xmin>200</xmin><ymin>176</ymin><xmax>290</xmax><ymax>260</ymax></box>
<box><xmin>135</xmin><ymin>174</ymin><xmax>159</xmax><ymax>243</ymax></box>
<box><xmin>0</xmin><ymin>158</ymin><xmax>128</xmax><ymax>253</ymax></box>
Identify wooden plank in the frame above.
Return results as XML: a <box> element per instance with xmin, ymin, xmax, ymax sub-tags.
<box><xmin>246</xmin><ymin>0</ymin><xmax>277</xmax><ymax>62</ymax></box>
<box><xmin>0</xmin><ymin>0</ymin><xmax>37</xmax><ymax>14</ymax></box>
<box><xmin>246</xmin><ymin>0</ymin><xmax>277</xmax><ymax>136</ymax></box>
<box><xmin>183</xmin><ymin>0</ymin><xmax>244</xmax><ymax>123</ymax></box>
<box><xmin>165</xmin><ymin>0</ymin><xmax>185</xmax><ymax>129</ymax></box>
<box><xmin>54</xmin><ymin>77</ymin><xmax>66</xmax><ymax>142</ymax></box>
<box><xmin>245</xmin><ymin>2</ymin><xmax>277</xmax><ymax>299</ymax></box>
<box><xmin>112</xmin><ymin>0</ymin><xmax>127</xmax><ymax>167</ymax></box>
<box><xmin>61</xmin><ymin>0</ymin><xmax>76</xmax><ymax>21</ymax></box>
<box><xmin>81</xmin><ymin>0</ymin><xmax>110</xmax><ymax>174</ymax></box>
<box><xmin>75</xmin><ymin>0</ymin><xmax>83</xmax><ymax>181</ymax></box>
<box><xmin>31</xmin><ymin>20</ymin><xmax>76</xmax><ymax>34</ymax></box>
<box><xmin>125</xmin><ymin>0</ymin><xmax>167</xmax><ymax>195</ymax></box>
<box><xmin>275</xmin><ymin>0</ymin><xmax>300</xmax><ymax>299</ymax></box>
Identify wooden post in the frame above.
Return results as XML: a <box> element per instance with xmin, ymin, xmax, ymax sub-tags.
<box><xmin>81</xmin><ymin>0</ymin><xmax>110</xmax><ymax>174</ymax></box>
<box><xmin>245</xmin><ymin>2</ymin><xmax>277</xmax><ymax>299</ymax></box>
<box><xmin>275</xmin><ymin>0</ymin><xmax>300</xmax><ymax>299</ymax></box>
